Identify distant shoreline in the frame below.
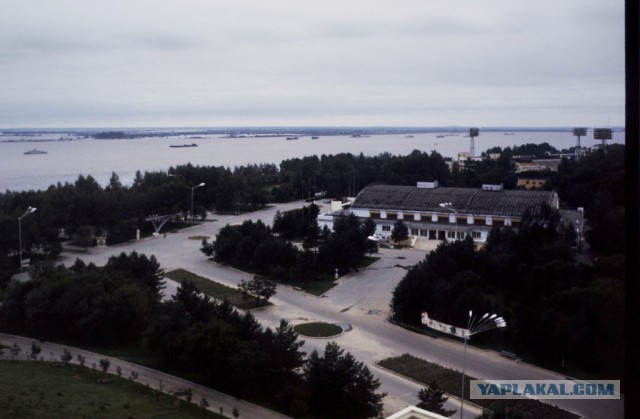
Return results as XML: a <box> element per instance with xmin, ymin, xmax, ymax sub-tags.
<box><xmin>0</xmin><ymin>138</ymin><xmax>77</xmax><ymax>143</ymax></box>
<box><xmin>1</xmin><ymin>126</ymin><xmax>626</xmax><ymax>135</ymax></box>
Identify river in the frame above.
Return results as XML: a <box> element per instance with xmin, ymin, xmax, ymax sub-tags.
<box><xmin>0</xmin><ymin>130</ymin><xmax>625</xmax><ymax>192</ymax></box>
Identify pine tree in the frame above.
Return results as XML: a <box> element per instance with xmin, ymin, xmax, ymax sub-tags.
<box><xmin>417</xmin><ymin>381</ymin><xmax>456</xmax><ymax>417</ymax></box>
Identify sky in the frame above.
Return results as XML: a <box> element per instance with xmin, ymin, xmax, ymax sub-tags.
<box><xmin>0</xmin><ymin>0</ymin><xmax>625</xmax><ymax>128</ymax></box>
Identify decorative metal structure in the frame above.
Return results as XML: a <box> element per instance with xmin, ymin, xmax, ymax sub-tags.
<box><xmin>146</xmin><ymin>213</ymin><xmax>181</xmax><ymax>234</ymax></box>
<box><xmin>422</xmin><ymin>310</ymin><xmax>506</xmax><ymax>419</ymax></box>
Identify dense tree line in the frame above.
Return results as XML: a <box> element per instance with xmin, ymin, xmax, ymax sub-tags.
<box><xmin>272</xmin><ymin>203</ymin><xmax>320</xmax><ymax>240</ymax></box>
<box><xmin>150</xmin><ymin>285</ymin><xmax>385</xmax><ymax>418</ymax></box>
<box><xmin>0</xmin><ymin>143</ymin><xmax>623</xmax><ymax>258</ymax></box>
<box><xmin>0</xmin><ymin>252</ymin><xmax>385</xmax><ymax>418</ymax></box>
<box><xmin>391</xmin><ymin>210</ymin><xmax>624</xmax><ymax>378</ymax></box>
<box><xmin>201</xmin><ymin>213</ymin><xmax>376</xmax><ymax>283</ymax></box>
<box><xmin>0</xmin><ymin>251</ymin><xmax>164</xmax><ymax>344</ymax></box>
<box><xmin>545</xmin><ymin>145</ymin><xmax>625</xmax><ymax>255</ymax></box>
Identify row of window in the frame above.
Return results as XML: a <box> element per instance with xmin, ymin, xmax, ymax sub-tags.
<box><xmin>370</xmin><ymin>211</ymin><xmax>511</xmax><ymax>226</ymax></box>
<box><xmin>403</xmin><ymin>228</ymin><xmax>483</xmax><ymax>240</ymax></box>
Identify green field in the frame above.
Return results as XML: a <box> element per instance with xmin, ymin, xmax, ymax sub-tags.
<box><xmin>293</xmin><ymin>322</ymin><xmax>343</xmax><ymax>338</ymax></box>
<box><xmin>288</xmin><ymin>256</ymin><xmax>381</xmax><ymax>296</ymax></box>
<box><xmin>0</xmin><ymin>361</ymin><xmax>222</xmax><ymax>418</ymax></box>
<box><xmin>164</xmin><ymin>268</ymin><xmax>270</xmax><ymax>310</ymax></box>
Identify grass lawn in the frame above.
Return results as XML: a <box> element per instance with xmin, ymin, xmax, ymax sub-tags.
<box><xmin>288</xmin><ymin>276</ymin><xmax>337</xmax><ymax>296</ymax></box>
<box><xmin>378</xmin><ymin>354</ymin><xmax>578</xmax><ymax>419</ymax></box>
<box><xmin>164</xmin><ymin>269</ymin><xmax>270</xmax><ymax>310</ymax></box>
<box><xmin>293</xmin><ymin>322</ymin><xmax>343</xmax><ymax>338</ymax></box>
<box><xmin>0</xmin><ymin>361</ymin><xmax>222</xmax><ymax>418</ymax></box>
<box><xmin>359</xmin><ymin>256</ymin><xmax>381</xmax><ymax>268</ymax></box>
<box><xmin>288</xmin><ymin>256</ymin><xmax>381</xmax><ymax>296</ymax></box>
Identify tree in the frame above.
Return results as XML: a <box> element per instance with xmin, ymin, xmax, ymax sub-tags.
<box><xmin>302</xmin><ymin>220</ymin><xmax>321</xmax><ymax>252</ymax></box>
<box><xmin>257</xmin><ymin>320</ymin><xmax>308</xmax><ymax>414</ymax></box>
<box><xmin>318</xmin><ymin>213</ymin><xmax>368</xmax><ymax>274</ymax></box>
<box><xmin>238</xmin><ymin>275</ymin><xmax>277</xmax><ymax>305</ymax></box>
<box><xmin>73</xmin><ymin>225</ymin><xmax>95</xmax><ymax>250</ymax></box>
<box><xmin>391</xmin><ymin>219</ymin><xmax>409</xmax><ymax>243</ymax></box>
<box><xmin>104</xmin><ymin>251</ymin><xmax>166</xmax><ymax>297</ymax></box>
<box><xmin>362</xmin><ymin>218</ymin><xmax>377</xmax><ymax>237</ymax></box>
<box><xmin>417</xmin><ymin>382</ymin><xmax>456</xmax><ymax>417</ymax></box>
<box><xmin>304</xmin><ymin>342</ymin><xmax>386</xmax><ymax>419</ymax></box>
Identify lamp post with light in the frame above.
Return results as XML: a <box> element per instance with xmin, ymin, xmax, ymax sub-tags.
<box><xmin>459</xmin><ymin>311</ymin><xmax>507</xmax><ymax>419</ymax></box>
<box><xmin>18</xmin><ymin>206</ymin><xmax>37</xmax><ymax>267</ymax></box>
<box><xmin>191</xmin><ymin>182</ymin><xmax>205</xmax><ymax>225</ymax></box>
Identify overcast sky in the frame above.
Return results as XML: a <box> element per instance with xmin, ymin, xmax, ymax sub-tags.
<box><xmin>0</xmin><ymin>0</ymin><xmax>625</xmax><ymax>128</ymax></box>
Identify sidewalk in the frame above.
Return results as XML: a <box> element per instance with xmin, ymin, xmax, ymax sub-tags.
<box><xmin>0</xmin><ymin>333</ymin><xmax>292</xmax><ymax>419</ymax></box>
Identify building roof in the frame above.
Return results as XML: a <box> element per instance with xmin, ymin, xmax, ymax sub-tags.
<box><xmin>386</xmin><ymin>405</ymin><xmax>451</xmax><ymax>419</ymax></box>
<box><xmin>351</xmin><ymin>184</ymin><xmax>557</xmax><ymax>218</ymax></box>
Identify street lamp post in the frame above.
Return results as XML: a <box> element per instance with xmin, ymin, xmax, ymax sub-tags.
<box><xmin>459</xmin><ymin>311</ymin><xmax>507</xmax><ymax>419</ymax></box>
<box><xmin>191</xmin><ymin>182</ymin><xmax>205</xmax><ymax>225</ymax></box>
<box><xmin>575</xmin><ymin>219</ymin><xmax>582</xmax><ymax>251</ymax></box>
<box><xmin>439</xmin><ymin>202</ymin><xmax>458</xmax><ymax>240</ymax></box>
<box><xmin>18</xmin><ymin>206</ymin><xmax>37</xmax><ymax>268</ymax></box>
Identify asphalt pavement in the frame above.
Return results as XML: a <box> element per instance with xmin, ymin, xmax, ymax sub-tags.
<box><xmin>49</xmin><ymin>200</ymin><xmax>624</xmax><ymax>419</ymax></box>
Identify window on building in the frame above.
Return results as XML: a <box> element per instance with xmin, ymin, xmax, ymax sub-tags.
<box><xmin>505</xmin><ymin>217</ymin><xmax>512</xmax><ymax>226</ymax></box>
<box><xmin>486</xmin><ymin>216</ymin><xmax>492</xmax><ymax>225</ymax></box>
<box><xmin>447</xmin><ymin>231</ymin><xmax>455</xmax><ymax>238</ymax></box>
<box><xmin>382</xmin><ymin>225</ymin><xmax>391</xmax><ymax>232</ymax></box>
<box><xmin>411</xmin><ymin>229</ymin><xmax>419</xmax><ymax>236</ymax></box>
<box><xmin>472</xmin><ymin>231</ymin><xmax>481</xmax><ymax>239</ymax></box>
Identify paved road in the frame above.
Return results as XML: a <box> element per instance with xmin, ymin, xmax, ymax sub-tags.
<box><xmin>0</xmin><ymin>333</ymin><xmax>292</xmax><ymax>419</ymax></box>
<box><xmin>56</xmin><ymin>200</ymin><xmax>623</xmax><ymax>419</ymax></box>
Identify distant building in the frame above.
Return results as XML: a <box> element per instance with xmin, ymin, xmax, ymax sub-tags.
<box><xmin>318</xmin><ymin>182</ymin><xmax>559</xmax><ymax>250</ymax></box>
<box><xmin>515</xmin><ymin>159</ymin><xmax>561</xmax><ymax>173</ymax></box>
<box><xmin>516</xmin><ymin>177</ymin><xmax>547</xmax><ymax>189</ymax></box>
<box><xmin>456</xmin><ymin>152</ymin><xmax>483</xmax><ymax>167</ymax></box>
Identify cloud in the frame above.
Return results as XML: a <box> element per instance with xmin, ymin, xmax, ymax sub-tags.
<box><xmin>0</xmin><ymin>0</ymin><xmax>625</xmax><ymax>127</ymax></box>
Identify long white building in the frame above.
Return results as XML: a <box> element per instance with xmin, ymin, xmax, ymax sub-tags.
<box><xmin>318</xmin><ymin>182</ymin><xmax>559</xmax><ymax>248</ymax></box>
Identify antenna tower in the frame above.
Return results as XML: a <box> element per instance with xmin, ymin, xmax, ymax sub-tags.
<box><xmin>469</xmin><ymin>128</ymin><xmax>479</xmax><ymax>157</ymax></box>
<box><xmin>573</xmin><ymin>128</ymin><xmax>587</xmax><ymax>159</ymax></box>
<box><xmin>593</xmin><ymin>128</ymin><xmax>613</xmax><ymax>151</ymax></box>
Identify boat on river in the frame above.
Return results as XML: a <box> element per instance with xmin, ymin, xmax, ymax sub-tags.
<box><xmin>24</xmin><ymin>149</ymin><xmax>47</xmax><ymax>155</ymax></box>
<box><xmin>169</xmin><ymin>143</ymin><xmax>198</xmax><ymax>148</ymax></box>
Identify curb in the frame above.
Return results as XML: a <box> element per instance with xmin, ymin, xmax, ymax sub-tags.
<box><xmin>373</xmin><ymin>362</ymin><xmax>486</xmax><ymax>415</ymax></box>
